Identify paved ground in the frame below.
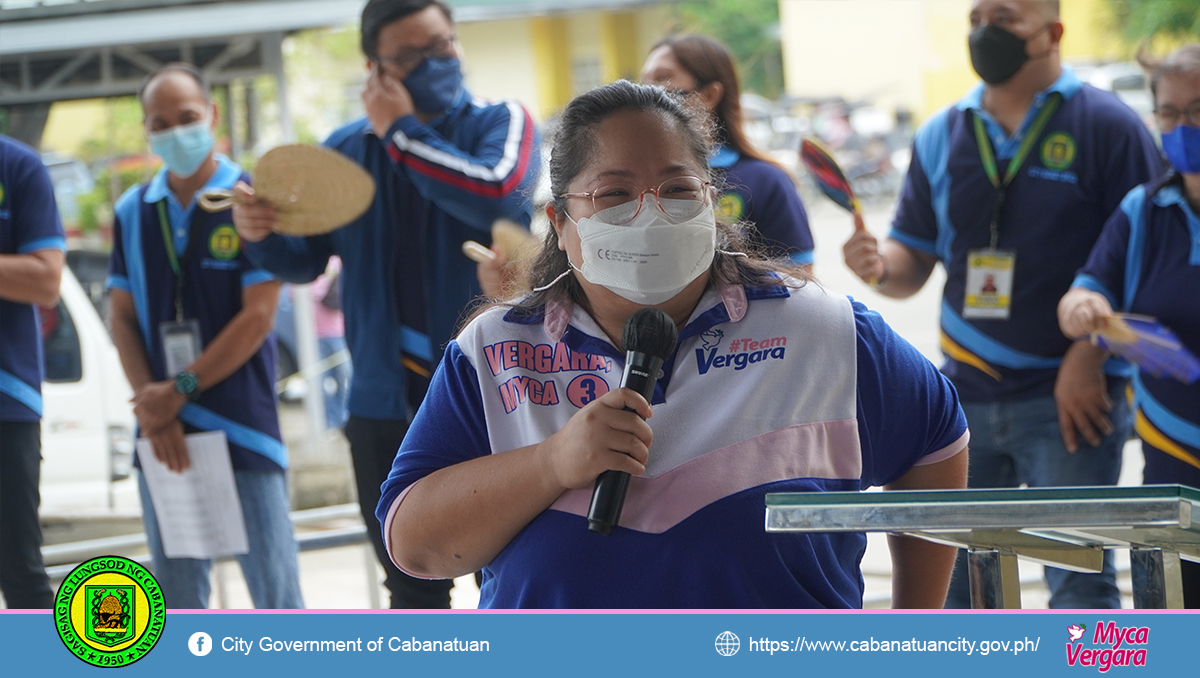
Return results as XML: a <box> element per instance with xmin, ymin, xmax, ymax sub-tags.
<box><xmin>29</xmin><ymin>198</ymin><xmax>1144</xmax><ymax>610</ymax></box>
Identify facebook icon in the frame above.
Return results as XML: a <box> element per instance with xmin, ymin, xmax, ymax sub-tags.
<box><xmin>188</xmin><ymin>632</ymin><xmax>213</xmax><ymax>657</ymax></box>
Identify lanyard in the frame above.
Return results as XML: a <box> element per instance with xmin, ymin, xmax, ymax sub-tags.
<box><xmin>971</xmin><ymin>92</ymin><xmax>1062</xmax><ymax>249</ymax></box>
<box><xmin>156</xmin><ymin>200</ymin><xmax>187</xmax><ymax>322</ymax></box>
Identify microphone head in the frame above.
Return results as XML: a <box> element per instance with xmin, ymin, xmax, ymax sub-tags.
<box><xmin>621</xmin><ymin>308</ymin><xmax>679</xmax><ymax>360</ymax></box>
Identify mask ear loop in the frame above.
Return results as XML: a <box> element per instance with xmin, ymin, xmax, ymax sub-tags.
<box><xmin>532</xmin><ymin>213</ymin><xmax>585</xmax><ymax>293</ymax></box>
<box><xmin>531</xmin><ymin>267</ymin><xmax>572</xmax><ymax>293</ymax></box>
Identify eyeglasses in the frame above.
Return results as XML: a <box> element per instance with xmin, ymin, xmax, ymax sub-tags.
<box><xmin>374</xmin><ymin>33</ymin><xmax>457</xmax><ymax>74</ymax></box>
<box><xmin>1154</xmin><ymin>101</ymin><xmax>1200</xmax><ymax>130</ymax></box>
<box><xmin>560</xmin><ymin>176</ymin><xmax>712</xmax><ymax>225</ymax></box>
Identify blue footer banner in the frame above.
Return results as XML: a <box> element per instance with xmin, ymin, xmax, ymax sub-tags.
<box><xmin>4</xmin><ymin>609</ymin><xmax>1198</xmax><ymax>676</ymax></box>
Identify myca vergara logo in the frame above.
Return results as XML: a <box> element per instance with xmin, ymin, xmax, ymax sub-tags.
<box><xmin>695</xmin><ymin>328</ymin><xmax>787</xmax><ymax>375</ymax></box>
<box><xmin>55</xmin><ymin>556</ymin><xmax>166</xmax><ymax>668</ymax></box>
<box><xmin>1066</xmin><ymin>621</ymin><xmax>1148</xmax><ymax>672</ymax></box>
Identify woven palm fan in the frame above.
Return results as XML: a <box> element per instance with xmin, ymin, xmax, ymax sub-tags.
<box><xmin>461</xmin><ymin>219</ymin><xmax>536</xmax><ymax>264</ymax></box>
<box><xmin>198</xmin><ymin>144</ymin><xmax>375</xmax><ymax>236</ymax></box>
<box><xmin>1093</xmin><ymin>314</ymin><xmax>1200</xmax><ymax>384</ymax></box>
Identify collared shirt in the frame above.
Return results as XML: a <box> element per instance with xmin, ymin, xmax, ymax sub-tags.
<box><xmin>1074</xmin><ymin>177</ymin><xmax>1200</xmax><ymax>469</ymax></box>
<box><xmin>0</xmin><ymin>134</ymin><xmax>66</xmax><ymax>422</ymax></box>
<box><xmin>378</xmin><ymin>283</ymin><xmax>968</xmax><ymax>608</ymax></box>
<box><xmin>106</xmin><ymin>155</ymin><xmax>283</xmax><ymax>470</ymax></box>
<box><xmin>890</xmin><ymin>66</ymin><xmax>1162</xmax><ymax>402</ymax></box>
<box><xmin>710</xmin><ymin>145</ymin><xmax>814</xmax><ymax>264</ymax></box>
<box><xmin>245</xmin><ymin>90</ymin><xmax>540</xmax><ymax>421</ymax></box>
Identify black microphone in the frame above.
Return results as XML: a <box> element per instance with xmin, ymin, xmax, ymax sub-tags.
<box><xmin>587</xmin><ymin>308</ymin><xmax>678</xmax><ymax>536</ymax></box>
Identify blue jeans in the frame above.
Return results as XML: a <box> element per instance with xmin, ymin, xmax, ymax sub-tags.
<box><xmin>138</xmin><ymin>469</ymin><xmax>305</xmax><ymax>609</ymax></box>
<box><xmin>944</xmin><ymin>380</ymin><xmax>1130</xmax><ymax>609</ymax></box>
<box><xmin>318</xmin><ymin>336</ymin><xmax>352</xmax><ymax>429</ymax></box>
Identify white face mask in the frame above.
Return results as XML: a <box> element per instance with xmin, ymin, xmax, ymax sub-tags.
<box><xmin>565</xmin><ymin>196</ymin><xmax>716</xmax><ymax>305</ymax></box>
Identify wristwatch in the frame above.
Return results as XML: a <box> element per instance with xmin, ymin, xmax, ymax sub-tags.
<box><xmin>174</xmin><ymin>370</ymin><xmax>201</xmax><ymax>401</ymax></box>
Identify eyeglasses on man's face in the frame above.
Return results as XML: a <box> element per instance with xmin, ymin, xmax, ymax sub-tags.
<box><xmin>560</xmin><ymin>176</ymin><xmax>713</xmax><ymax>225</ymax></box>
<box><xmin>1154</xmin><ymin>101</ymin><xmax>1200</xmax><ymax>131</ymax></box>
<box><xmin>374</xmin><ymin>33</ymin><xmax>457</xmax><ymax>75</ymax></box>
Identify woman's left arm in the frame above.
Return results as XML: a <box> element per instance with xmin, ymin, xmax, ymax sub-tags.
<box><xmin>884</xmin><ymin>450</ymin><xmax>968</xmax><ymax>609</ymax></box>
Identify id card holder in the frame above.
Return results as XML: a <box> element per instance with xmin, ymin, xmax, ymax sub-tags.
<box><xmin>159</xmin><ymin>319</ymin><xmax>201</xmax><ymax>377</ymax></box>
<box><xmin>963</xmin><ymin>249</ymin><xmax>1016</xmax><ymax>320</ymax></box>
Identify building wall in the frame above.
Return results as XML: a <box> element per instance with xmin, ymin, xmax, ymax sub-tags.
<box><xmin>779</xmin><ymin>0</ymin><xmax>1127</xmax><ymax>122</ymax></box>
<box><xmin>458</xmin><ymin>18</ymin><xmax>540</xmax><ymax>112</ymax></box>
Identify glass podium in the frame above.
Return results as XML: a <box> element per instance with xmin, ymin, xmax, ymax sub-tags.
<box><xmin>765</xmin><ymin>485</ymin><xmax>1200</xmax><ymax>609</ymax></box>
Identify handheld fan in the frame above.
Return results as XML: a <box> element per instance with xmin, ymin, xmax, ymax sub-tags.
<box><xmin>1093</xmin><ymin>314</ymin><xmax>1200</xmax><ymax>384</ymax></box>
<box><xmin>800</xmin><ymin>136</ymin><xmax>861</xmax><ymax>219</ymax></box>
<box><xmin>198</xmin><ymin>144</ymin><xmax>376</xmax><ymax>236</ymax></box>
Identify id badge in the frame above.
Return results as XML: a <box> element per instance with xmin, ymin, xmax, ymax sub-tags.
<box><xmin>159</xmin><ymin>319</ymin><xmax>201</xmax><ymax>377</ymax></box>
<box><xmin>963</xmin><ymin>249</ymin><xmax>1016</xmax><ymax>320</ymax></box>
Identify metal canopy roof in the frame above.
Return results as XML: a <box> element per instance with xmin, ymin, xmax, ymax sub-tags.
<box><xmin>0</xmin><ymin>1</ymin><xmax>365</xmax><ymax>56</ymax></box>
<box><xmin>0</xmin><ymin>0</ymin><xmax>666</xmax><ymax>106</ymax></box>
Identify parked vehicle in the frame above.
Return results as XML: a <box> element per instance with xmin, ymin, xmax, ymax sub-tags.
<box><xmin>39</xmin><ymin>266</ymin><xmax>135</xmax><ymax>509</ymax></box>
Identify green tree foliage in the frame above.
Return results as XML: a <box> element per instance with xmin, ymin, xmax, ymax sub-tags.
<box><xmin>675</xmin><ymin>0</ymin><xmax>784</xmax><ymax>98</ymax></box>
<box><xmin>1105</xmin><ymin>0</ymin><xmax>1200</xmax><ymax>43</ymax></box>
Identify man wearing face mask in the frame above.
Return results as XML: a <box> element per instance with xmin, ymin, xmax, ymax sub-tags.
<box><xmin>232</xmin><ymin>0</ymin><xmax>539</xmax><ymax>608</ymax></box>
<box><xmin>842</xmin><ymin>0</ymin><xmax>1162</xmax><ymax>608</ymax></box>
<box><xmin>107</xmin><ymin>63</ymin><xmax>303</xmax><ymax>608</ymax></box>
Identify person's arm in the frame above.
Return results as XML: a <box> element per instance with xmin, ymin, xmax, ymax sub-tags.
<box><xmin>885</xmin><ymin>450</ymin><xmax>968</xmax><ymax>608</ymax></box>
<box><xmin>370</xmin><ymin>81</ymin><xmax>539</xmax><ymax>230</ymax></box>
<box><xmin>843</xmin><ymin>132</ymin><xmax>941</xmax><ymax>297</ymax></box>
<box><xmin>1</xmin><ymin>149</ymin><xmax>65</xmax><ymax>307</ymax></box>
<box><xmin>1059</xmin><ymin>288</ymin><xmax>1114</xmax><ymax>339</ymax></box>
<box><xmin>109</xmin><ymin>288</ymin><xmax>190</xmax><ymax>471</ymax></box>
<box><xmin>390</xmin><ymin>386</ymin><xmax>653</xmax><ymax>579</ymax></box>
<box><xmin>0</xmin><ymin>249</ymin><xmax>63</xmax><ymax>307</ymax></box>
<box><xmin>1054</xmin><ymin>338</ymin><xmax>1115</xmax><ymax>454</ymax></box>
<box><xmin>1053</xmin><ymin>187</ymin><xmax>1140</xmax><ymax>452</ymax></box>
<box><xmin>853</xmin><ymin>298</ymin><xmax>968</xmax><ymax>607</ymax></box>
<box><xmin>844</xmin><ymin>222</ymin><xmax>939</xmax><ymax>298</ymax></box>
<box><xmin>132</xmin><ymin>279</ymin><xmax>282</xmax><ymax>438</ymax></box>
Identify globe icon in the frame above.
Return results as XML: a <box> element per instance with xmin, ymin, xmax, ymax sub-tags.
<box><xmin>715</xmin><ymin>631</ymin><xmax>740</xmax><ymax>656</ymax></box>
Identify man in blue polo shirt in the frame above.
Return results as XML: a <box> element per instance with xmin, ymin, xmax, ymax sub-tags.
<box><xmin>107</xmin><ymin>63</ymin><xmax>303</xmax><ymax>608</ymax></box>
<box><xmin>232</xmin><ymin>0</ymin><xmax>539</xmax><ymax>608</ymax></box>
<box><xmin>0</xmin><ymin>133</ymin><xmax>64</xmax><ymax>609</ymax></box>
<box><xmin>842</xmin><ymin>0</ymin><xmax>1161</xmax><ymax>608</ymax></box>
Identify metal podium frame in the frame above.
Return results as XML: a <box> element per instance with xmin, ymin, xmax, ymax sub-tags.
<box><xmin>765</xmin><ymin>485</ymin><xmax>1200</xmax><ymax>609</ymax></box>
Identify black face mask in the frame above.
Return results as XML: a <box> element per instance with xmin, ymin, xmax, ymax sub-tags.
<box><xmin>969</xmin><ymin>24</ymin><xmax>1043</xmax><ymax>85</ymax></box>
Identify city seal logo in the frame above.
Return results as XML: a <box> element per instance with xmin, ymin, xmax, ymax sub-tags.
<box><xmin>55</xmin><ymin>556</ymin><xmax>165</xmax><ymax>668</ymax></box>
<box><xmin>716</xmin><ymin>192</ymin><xmax>744</xmax><ymax>223</ymax></box>
<box><xmin>1040</xmin><ymin>132</ymin><xmax>1076</xmax><ymax>171</ymax></box>
<box><xmin>209</xmin><ymin>225</ymin><xmax>241</xmax><ymax>260</ymax></box>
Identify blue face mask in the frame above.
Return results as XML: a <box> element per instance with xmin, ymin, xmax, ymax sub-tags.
<box><xmin>149</xmin><ymin>119</ymin><xmax>214</xmax><ymax>178</ymax></box>
<box><xmin>402</xmin><ymin>57</ymin><xmax>463</xmax><ymax>113</ymax></box>
<box><xmin>1162</xmin><ymin>124</ymin><xmax>1200</xmax><ymax>175</ymax></box>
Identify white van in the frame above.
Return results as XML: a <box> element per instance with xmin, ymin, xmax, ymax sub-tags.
<box><xmin>39</xmin><ymin>266</ymin><xmax>135</xmax><ymax>511</ymax></box>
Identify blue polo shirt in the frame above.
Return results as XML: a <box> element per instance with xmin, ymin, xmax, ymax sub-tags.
<box><xmin>890</xmin><ymin>67</ymin><xmax>1162</xmax><ymax>402</ymax></box>
<box><xmin>1073</xmin><ymin>176</ymin><xmax>1200</xmax><ymax>469</ymax></box>
<box><xmin>106</xmin><ymin>156</ymin><xmax>284</xmax><ymax>471</ymax></box>
<box><xmin>711</xmin><ymin>145</ymin><xmax>814</xmax><ymax>265</ymax></box>
<box><xmin>0</xmin><ymin>134</ymin><xmax>66</xmax><ymax>422</ymax></box>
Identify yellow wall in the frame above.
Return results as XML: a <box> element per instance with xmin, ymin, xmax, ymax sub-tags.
<box><xmin>780</xmin><ymin>0</ymin><xmax>1137</xmax><ymax>122</ymax></box>
<box><xmin>458</xmin><ymin>19</ymin><xmax>541</xmax><ymax>116</ymax></box>
<box><xmin>1060</xmin><ymin>0</ymin><xmax>1126</xmax><ymax>62</ymax></box>
<box><xmin>42</xmin><ymin>100</ymin><xmax>108</xmax><ymax>154</ymax></box>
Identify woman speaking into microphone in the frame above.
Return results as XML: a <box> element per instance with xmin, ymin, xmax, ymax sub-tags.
<box><xmin>378</xmin><ymin>81</ymin><xmax>968</xmax><ymax>609</ymax></box>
